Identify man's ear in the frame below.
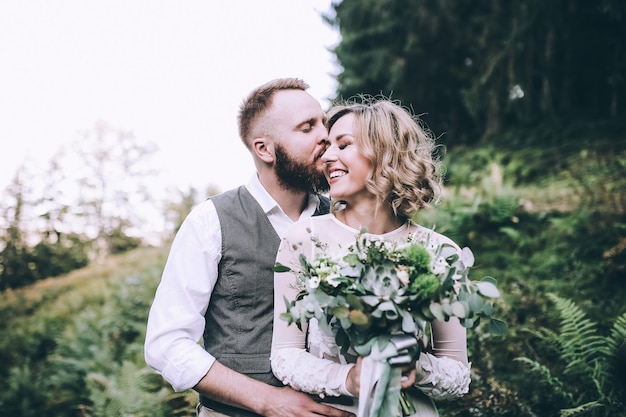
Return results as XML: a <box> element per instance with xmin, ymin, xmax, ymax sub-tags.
<box><xmin>252</xmin><ymin>137</ymin><xmax>274</xmax><ymax>163</ymax></box>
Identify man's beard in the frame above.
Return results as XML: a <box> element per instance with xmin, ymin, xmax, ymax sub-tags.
<box><xmin>274</xmin><ymin>143</ymin><xmax>329</xmax><ymax>194</ymax></box>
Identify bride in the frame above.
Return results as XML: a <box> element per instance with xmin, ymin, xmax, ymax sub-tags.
<box><xmin>271</xmin><ymin>98</ymin><xmax>471</xmax><ymax>416</ymax></box>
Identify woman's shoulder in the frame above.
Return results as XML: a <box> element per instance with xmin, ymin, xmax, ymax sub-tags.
<box><xmin>408</xmin><ymin>222</ymin><xmax>462</xmax><ymax>253</ymax></box>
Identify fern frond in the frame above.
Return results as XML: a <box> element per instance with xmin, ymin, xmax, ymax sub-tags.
<box><xmin>519</xmin><ymin>326</ymin><xmax>561</xmax><ymax>356</ymax></box>
<box><xmin>559</xmin><ymin>399</ymin><xmax>604</xmax><ymax>417</ymax></box>
<box><xmin>607</xmin><ymin>312</ymin><xmax>626</xmax><ymax>353</ymax></box>
<box><xmin>514</xmin><ymin>357</ymin><xmax>574</xmax><ymax>403</ymax></box>
<box><xmin>547</xmin><ymin>294</ymin><xmax>605</xmax><ymax>372</ymax></box>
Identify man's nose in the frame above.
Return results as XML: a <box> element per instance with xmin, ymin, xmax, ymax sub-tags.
<box><xmin>317</xmin><ymin>126</ymin><xmax>328</xmax><ymax>144</ymax></box>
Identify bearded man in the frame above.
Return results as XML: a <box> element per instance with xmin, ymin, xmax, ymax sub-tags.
<box><xmin>145</xmin><ymin>78</ymin><xmax>354</xmax><ymax>417</ymax></box>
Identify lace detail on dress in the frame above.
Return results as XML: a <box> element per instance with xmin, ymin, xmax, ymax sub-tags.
<box><xmin>271</xmin><ymin>319</ymin><xmax>354</xmax><ymax>398</ymax></box>
<box><xmin>414</xmin><ymin>353</ymin><xmax>471</xmax><ymax>400</ymax></box>
<box><xmin>270</xmin><ymin>347</ymin><xmax>354</xmax><ymax>398</ymax></box>
<box><xmin>307</xmin><ymin>319</ymin><xmax>347</xmax><ymax>363</ymax></box>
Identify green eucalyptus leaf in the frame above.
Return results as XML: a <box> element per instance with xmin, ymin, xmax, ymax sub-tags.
<box><xmin>335</xmin><ymin>329</ymin><xmax>351</xmax><ymax>354</ymax></box>
<box><xmin>298</xmin><ymin>253</ymin><xmax>310</xmax><ymax>270</ymax></box>
<box><xmin>332</xmin><ymin>306</ymin><xmax>349</xmax><ymax>319</ymax></box>
<box><xmin>280</xmin><ymin>312</ymin><xmax>293</xmax><ymax>324</ymax></box>
<box><xmin>274</xmin><ymin>262</ymin><xmax>292</xmax><ymax>273</ymax></box>
<box><xmin>476</xmin><ymin>280</ymin><xmax>501</xmax><ymax>298</ymax></box>
<box><xmin>347</xmin><ymin>294</ymin><xmax>365</xmax><ymax>310</ymax></box>
<box><xmin>460</xmin><ymin>317</ymin><xmax>474</xmax><ymax>328</ymax></box>
<box><xmin>339</xmin><ymin>316</ymin><xmax>352</xmax><ymax>330</ymax></box>
<box><xmin>401</xmin><ymin>311</ymin><xmax>416</xmax><ymax>333</ymax></box>
<box><xmin>482</xmin><ymin>301</ymin><xmax>494</xmax><ymax>316</ymax></box>
<box><xmin>353</xmin><ymin>337</ymin><xmax>376</xmax><ymax>356</ymax></box>
<box><xmin>457</xmin><ymin>287</ymin><xmax>469</xmax><ymax>301</ymax></box>
<box><xmin>452</xmin><ymin>301</ymin><xmax>468</xmax><ymax>318</ymax></box>
<box><xmin>421</xmin><ymin>304</ymin><xmax>434</xmax><ymax>320</ymax></box>
<box><xmin>488</xmin><ymin>318</ymin><xmax>508</xmax><ymax>335</ymax></box>
<box><xmin>481</xmin><ymin>276</ymin><xmax>497</xmax><ymax>285</ymax></box>
<box><xmin>429</xmin><ymin>303</ymin><xmax>446</xmax><ymax>321</ymax></box>
<box><xmin>343</xmin><ymin>253</ymin><xmax>360</xmax><ymax>266</ymax></box>
<box><xmin>460</xmin><ymin>247</ymin><xmax>474</xmax><ymax>267</ymax></box>
<box><xmin>468</xmin><ymin>293</ymin><xmax>484</xmax><ymax>312</ymax></box>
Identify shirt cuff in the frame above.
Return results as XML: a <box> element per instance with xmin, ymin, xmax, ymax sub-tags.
<box><xmin>161</xmin><ymin>345</ymin><xmax>216</xmax><ymax>392</ymax></box>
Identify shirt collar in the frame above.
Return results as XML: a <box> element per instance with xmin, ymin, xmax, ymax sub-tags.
<box><xmin>245</xmin><ymin>173</ymin><xmax>321</xmax><ymax>217</ymax></box>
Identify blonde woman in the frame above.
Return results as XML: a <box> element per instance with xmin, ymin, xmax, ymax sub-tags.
<box><xmin>271</xmin><ymin>98</ymin><xmax>471</xmax><ymax>416</ymax></box>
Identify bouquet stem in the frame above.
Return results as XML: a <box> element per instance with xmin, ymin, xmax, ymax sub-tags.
<box><xmin>399</xmin><ymin>390</ymin><xmax>416</xmax><ymax>416</ymax></box>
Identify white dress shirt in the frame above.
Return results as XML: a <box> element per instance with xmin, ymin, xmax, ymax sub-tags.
<box><xmin>144</xmin><ymin>174</ymin><xmax>321</xmax><ymax>392</ymax></box>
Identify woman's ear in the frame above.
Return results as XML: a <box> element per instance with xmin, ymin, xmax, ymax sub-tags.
<box><xmin>252</xmin><ymin>137</ymin><xmax>274</xmax><ymax>163</ymax></box>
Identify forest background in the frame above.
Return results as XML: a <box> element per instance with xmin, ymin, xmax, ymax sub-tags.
<box><xmin>1</xmin><ymin>1</ymin><xmax>625</xmax><ymax>416</ymax></box>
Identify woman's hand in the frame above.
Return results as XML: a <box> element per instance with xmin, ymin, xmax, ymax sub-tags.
<box><xmin>345</xmin><ymin>357</ymin><xmax>363</xmax><ymax>396</ymax></box>
<box><xmin>346</xmin><ymin>355</ymin><xmax>416</xmax><ymax>395</ymax></box>
<box><xmin>400</xmin><ymin>363</ymin><xmax>417</xmax><ymax>389</ymax></box>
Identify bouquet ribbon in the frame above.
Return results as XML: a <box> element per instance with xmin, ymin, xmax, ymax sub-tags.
<box><xmin>357</xmin><ymin>334</ymin><xmax>418</xmax><ymax>417</ymax></box>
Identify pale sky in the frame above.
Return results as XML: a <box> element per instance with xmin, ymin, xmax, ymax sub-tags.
<box><xmin>0</xmin><ymin>0</ymin><xmax>340</xmax><ymax>197</ymax></box>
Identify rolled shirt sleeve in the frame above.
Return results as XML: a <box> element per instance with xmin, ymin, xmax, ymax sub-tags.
<box><xmin>144</xmin><ymin>200</ymin><xmax>222</xmax><ymax>392</ymax></box>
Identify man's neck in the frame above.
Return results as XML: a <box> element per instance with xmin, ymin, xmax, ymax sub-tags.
<box><xmin>258</xmin><ymin>174</ymin><xmax>309</xmax><ymax>221</ymax></box>
<box><xmin>276</xmin><ymin>188</ymin><xmax>309</xmax><ymax>221</ymax></box>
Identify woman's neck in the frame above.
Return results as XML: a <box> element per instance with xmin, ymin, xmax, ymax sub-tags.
<box><xmin>337</xmin><ymin>205</ymin><xmax>404</xmax><ymax>235</ymax></box>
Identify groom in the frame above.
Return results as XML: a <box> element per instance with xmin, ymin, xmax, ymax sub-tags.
<box><xmin>144</xmin><ymin>78</ymin><xmax>354</xmax><ymax>417</ymax></box>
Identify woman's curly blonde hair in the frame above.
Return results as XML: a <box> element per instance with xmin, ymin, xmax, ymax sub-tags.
<box><xmin>326</xmin><ymin>96</ymin><xmax>443</xmax><ymax>219</ymax></box>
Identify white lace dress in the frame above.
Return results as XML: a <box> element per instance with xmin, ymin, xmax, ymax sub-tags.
<box><xmin>271</xmin><ymin>214</ymin><xmax>471</xmax><ymax>415</ymax></box>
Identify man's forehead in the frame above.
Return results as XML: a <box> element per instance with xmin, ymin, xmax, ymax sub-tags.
<box><xmin>270</xmin><ymin>90</ymin><xmax>323</xmax><ymax>120</ymax></box>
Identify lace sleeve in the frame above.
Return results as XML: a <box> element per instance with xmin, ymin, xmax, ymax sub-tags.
<box><xmin>414</xmin><ymin>352</ymin><xmax>471</xmax><ymax>400</ymax></box>
<box><xmin>270</xmin><ymin>346</ymin><xmax>354</xmax><ymax>398</ymax></box>
<box><xmin>414</xmin><ymin>316</ymin><xmax>471</xmax><ymax>400</ymax></box>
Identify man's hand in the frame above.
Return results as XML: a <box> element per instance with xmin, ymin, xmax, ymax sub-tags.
<box><xmin>265</xmin><ymin>386</ymin><xmax>355</xmax><ymax>417</ymax></box>
<box><xmin>195</xmin><ymin>362</ymin><xmax>354</xmax><ymax>417</ymax></box>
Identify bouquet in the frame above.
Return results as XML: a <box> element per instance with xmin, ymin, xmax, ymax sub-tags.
<box><xmin>274</xmin><ymin>228</ymin><xmax>507</xmax><ymax>417</ymax></box>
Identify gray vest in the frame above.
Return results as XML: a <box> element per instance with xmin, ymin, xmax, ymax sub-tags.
<box><xmin>200</xmin><ymin>186</ymin><xmax>329</xmax><ymax>417</ymax></box>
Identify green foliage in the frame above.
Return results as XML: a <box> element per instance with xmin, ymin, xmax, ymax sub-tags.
<box><xmin>87</xmin><ymin>362</ymin><xmax>193</xmax><ymax>417</ymax></box>
<box><xmin>514</xmin><ymin>295</ymin><xmax>626</xmax><ymax>417</ymax></box>
<box><xmin>107</xmin><ymin>225</ymin><xmax>142</xmax><ymax>254</ymax></box>
<box><xmin>0</xmin><ymin>247</ymin><xmax>196</xmax><ymax>416</ymax></box>
<box><xmin>411</xmin><ymin>134</ymin><xmax>626</xmax><ymax>416</ymax></box>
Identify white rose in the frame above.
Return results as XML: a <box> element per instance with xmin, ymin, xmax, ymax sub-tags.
<box><xmin>431</xmin><ymin>257</ymin><xmax>448</xmax><ymax>275</ymax></box>
<box><xmin>308</xmin><ymin>275</ymin><xmax>321</xmax><ymax>289</ymax></box>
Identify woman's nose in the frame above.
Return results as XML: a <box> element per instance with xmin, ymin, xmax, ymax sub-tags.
<box><xmin>321</xmin><ymin>144</ymin><xmax>337</xmax><ymax>162</ymax></box>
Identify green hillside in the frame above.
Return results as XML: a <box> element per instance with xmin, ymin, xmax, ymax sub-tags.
<box><xmin>0</xmin><ymin>246</ymin><xmax>197</xmax><ymax>416</ymax></box>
